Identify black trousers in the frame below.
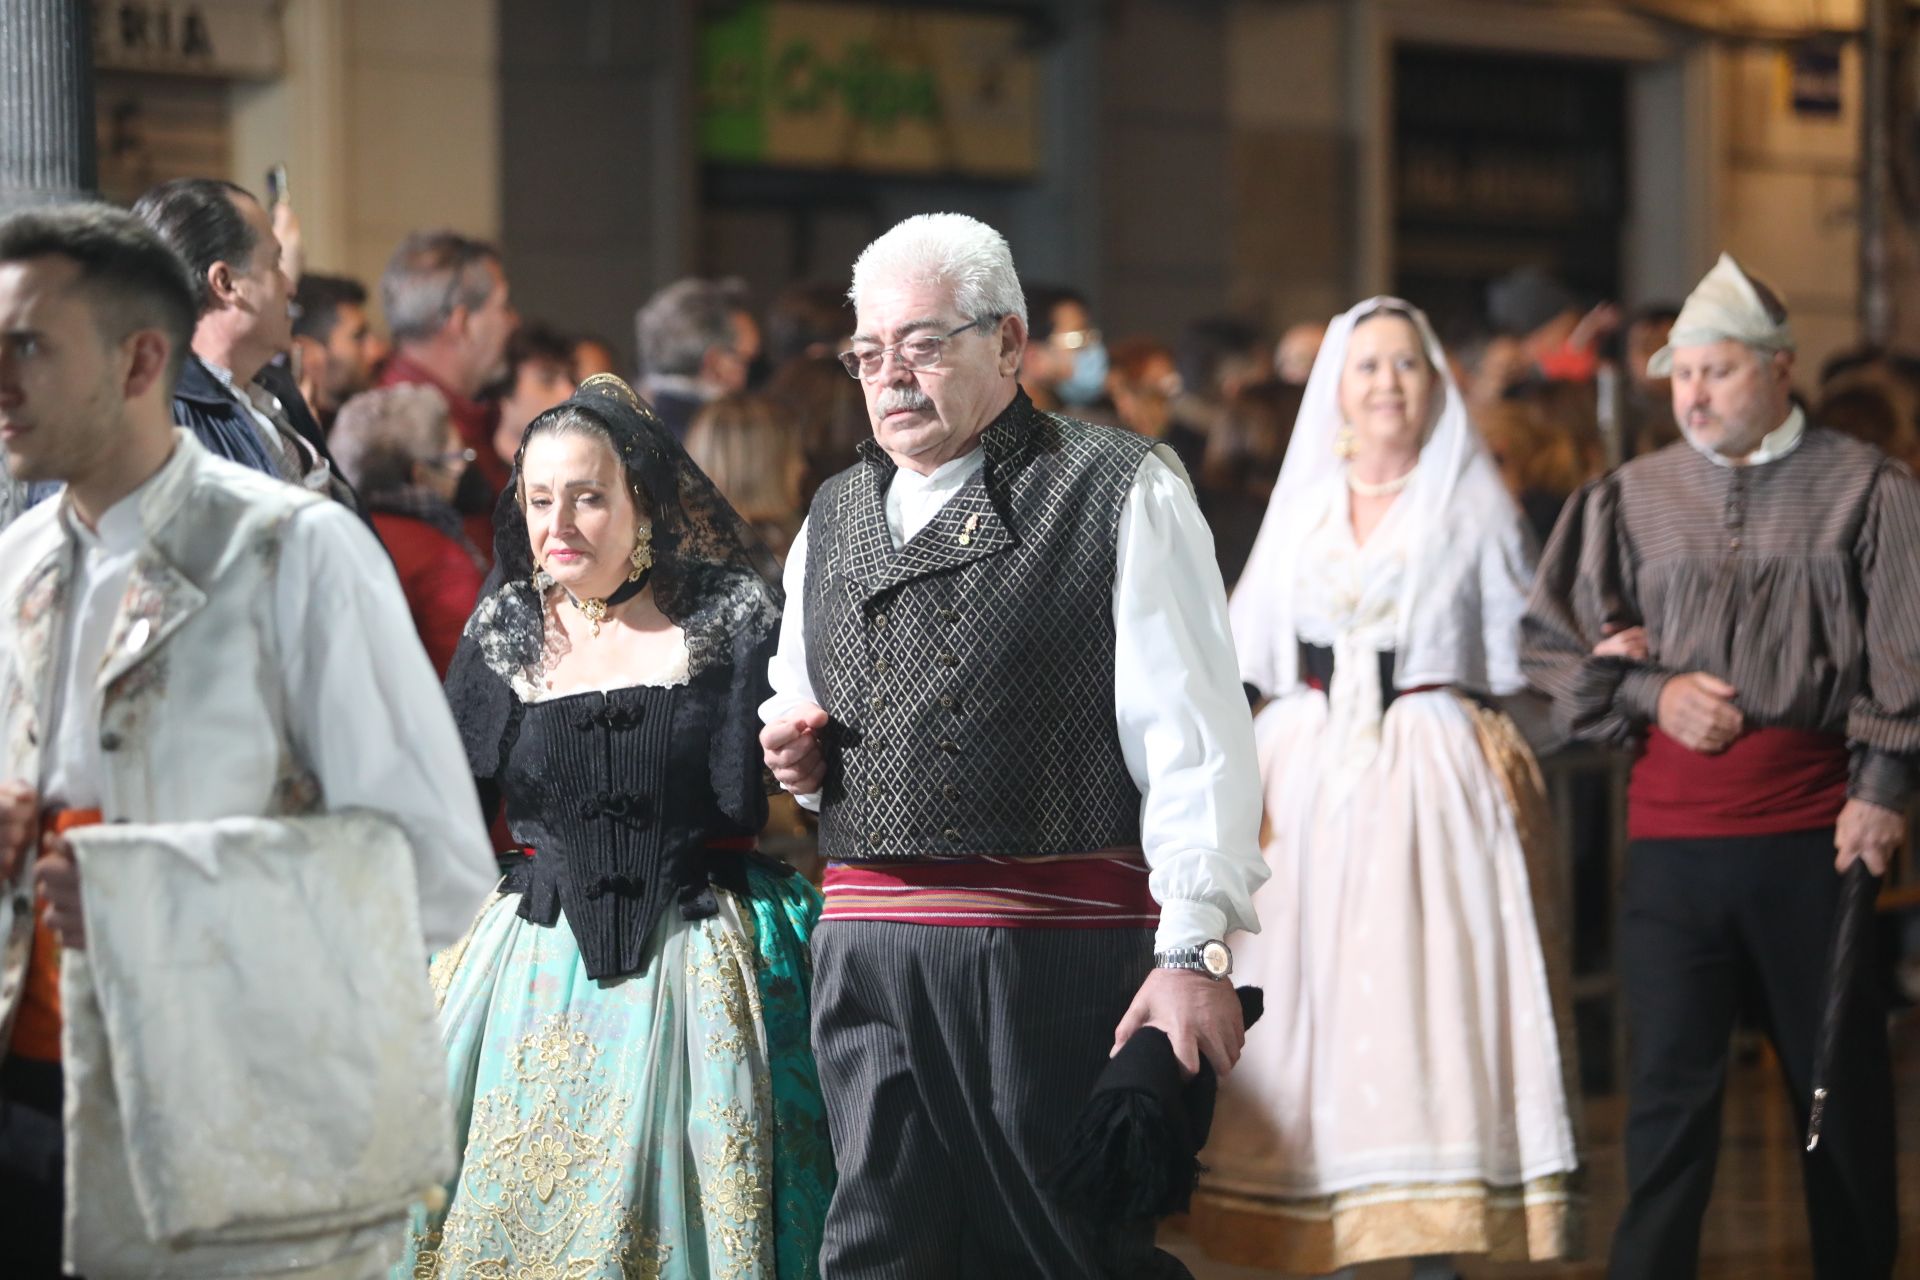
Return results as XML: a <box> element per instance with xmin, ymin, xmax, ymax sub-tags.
<box><xmin>1609</xmin><ymin>828</ymin><xmax>1898</xmax><ymax>1279</ymax></box>
<box><xmin>0</xmin><ymin>1054</ymin><xmax>69</xmax><ymax>1277</ymax></box>
<box><xmin>811</xmin><ymin>921</ymin><xmax>1157</xmax><ymax>1279</ymax></box>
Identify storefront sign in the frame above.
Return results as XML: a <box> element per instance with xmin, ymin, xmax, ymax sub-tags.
<box><xmin>92</xmin><ymin>0</ymin><xmax>282</xmax><ymax>80</ymax></box>
<box><xmin>700</xmin><ymin>1</ymin><xmax>1040</xmax><ymax>179</ymax></box>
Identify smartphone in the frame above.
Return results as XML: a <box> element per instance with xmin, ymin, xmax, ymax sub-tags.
<box><xmin>265</xmin><ymin>163</ymin><xmax>289</xmax><ymax>206</ymax></box>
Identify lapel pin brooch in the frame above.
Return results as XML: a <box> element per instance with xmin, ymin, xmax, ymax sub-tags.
<box><xmin>959</xmin><ymin>513</ymin><xmax>981</xmax><ymax>547</ymax></box>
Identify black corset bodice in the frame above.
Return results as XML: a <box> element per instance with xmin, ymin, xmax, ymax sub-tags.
<box><xmin>491</xmin><ymin>673</ymin><xmax>760</xmax><ymax>980</ymax></box>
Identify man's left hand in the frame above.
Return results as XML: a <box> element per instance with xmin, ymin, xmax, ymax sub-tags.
<box><xmin>1112</xmin><ymin>967</ymin><xmax>1244</xmax><ymax>1079</ymax></box>
<box><xmin>34</xmin><ymin>834</ymin><xmax>84</xmax><ymax>950</ymax></box>
<box><xmin>1835</xmin><ymin>797</ymin><xmax>1906</xmax><ymax>877</ymax></box>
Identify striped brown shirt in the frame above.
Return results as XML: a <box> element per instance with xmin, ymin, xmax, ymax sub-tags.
<box><xmin>1521</xmin><ymin>426</ymin><xmax>1920</xmax><ymax>812</ymax></box>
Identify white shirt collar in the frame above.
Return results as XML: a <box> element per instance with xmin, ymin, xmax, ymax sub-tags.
<box><xmin>59</xmin><ymin>440</ymin><xmax>187</xmax><ymax>556</ymax></box>
<box><xmin>1686</xmin><ymin>404</ymin><xmax>1807</xmax><ymax>469</ymax></box>
<box><xmin>890</xmin><ymin>446</ymin><xmax>984</xmax><ymax>492</ymax></box>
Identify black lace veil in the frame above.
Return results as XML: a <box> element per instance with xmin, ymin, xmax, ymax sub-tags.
<box><xmin>445</xmin><ymin>374</ymin><xmax>783</xmax><ymax>829</ymax></box>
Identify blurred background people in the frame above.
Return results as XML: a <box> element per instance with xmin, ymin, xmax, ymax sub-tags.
<box><xmin>1477</xmin><ymin>379</ymin><xmax>1607</xmax><ymax>544</ymax></box>
<box><xmin>768</xmin><ymin>352</ymin><xmax>869</xmax><ymax>506</ymax></box>
<box><xmin>1106</xmin><ymin>335</ymin><xmax>1206</xmax><ymax>475</ymax></box>
<box><xmin>1195</xmin><ymin>379</ymin><xmax>1298</xmax><ymax>589</ymax></box>
<box><xmin>765</xmin><ymin>279</ymin><xmax>855</xmax><ymax>366</ymax></box>
<box><xmin>1274</xmin><ymin>319</ymin><xmax>1325</xmax><ymax>387</ymax></box>
<box><xmin>328</xmin><ymin>384</ymin><xmax>485</xmax><ymax>676</ymax></box>
<box><xmin>568</xmin><ymin>333</ymin><xmax>620</xmax><ymax>383</ymax></box>
<box><xmin>1617</xmin><ymin>303</ymin><xmax>1681</xmax><ymax>458</ymax></box>
<box><xmin>1020</xmin><ymin>284</ymin><xmax>1114</xmax><ymax>418</ymax></box>
<box><xmin>684</xmin><ymin>391</ymin><xmax>806</xmax><ymax>560</ymax></box>
<box><xmin>491</xmin><ymin>322</ymin><xmax>577</xmax><ymax>468</ymax></box>
<box><xmin>635</xmin><ymin>276</ymin><xmax>759</xmax><ymax>439</ymax></box>
<box><xmin>292</xmin><ymin>271</ymin><xmax>385</xmax><ymax>434</ymax></box>
<box><xmin>376</xmin><ymin>229</ymin><xmax>519</xmax><ymax>555</ymax></box>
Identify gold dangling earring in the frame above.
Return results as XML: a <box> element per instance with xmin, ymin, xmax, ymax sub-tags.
<box><xmin>628</xmin><ymin>525</ymin><xmax>654</xmax><ymax>582</ymax></box>
<box><xmin>532</xmin><ymin>561</ymin><xmax>553</xmax><ymax>591</ymax></box>
<box><xmin>1334</xmin><ymin>421</ymin><xmax>1357</xmax><ymax>460</ymax></box>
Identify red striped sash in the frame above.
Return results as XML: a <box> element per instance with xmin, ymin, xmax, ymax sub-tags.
<box><xmin>822</xmin><ymin>849</ymin><xmax>1159</xmax><ymax>928</ymax></box>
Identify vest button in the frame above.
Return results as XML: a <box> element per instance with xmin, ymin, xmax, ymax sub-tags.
<box><xmin>937</xmin><ymin>652</ymin><xmax>958</xmax><ymax>667</ymax></box>
<box><xmin>870</xmin><ymin>696</ymin><xmax>888</xmax><ymax>712</ymax></box>
<box><xmin>872</xmin><ymin>613</ymin><xmax>889</xmax><ymax>628</ymax></box>
<box><xmin>937</xmin><ymin>609</ymin><xmax>958</xmax><ymax>623</ymax></box>
<box><xmin>943</xmin><ymin>828</ymin><xmax>960</xmax><ymax>842</ymax></box>
<box><xmin>866</xmin><ymin>830</ymin><xmax>883</xmax><ymax>845</ymax></box>
<box><xmin>939</xmin><ymin>694</ymin><xmax>957</xmax><ymax>711</ymax></box>
<box><xmin>940</xmin><ymin>739</ymin><xmax>960</xmax><ymax>754</ymax></box>
<box><xmin>867</xmin><ymin>784</ymin><xmax>884</xmax><ymax>800</ymax></box>
<box><xmin>100</xmin><ymin>731</ymin><xmax>123</xmax><ymax>752</ymax></box>
<box><xmin>943</xmin><ymin>784</ymin><xmax>959</xmax><ymax>800</ymax></box>
<box><xmin>873</xmin><ymin>659</ymin><xmax>890</xmax><ymax>675</ymax></box>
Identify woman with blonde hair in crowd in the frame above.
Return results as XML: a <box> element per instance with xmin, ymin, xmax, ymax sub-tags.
<box><xmin>686</xmin><ymin>392</ymin><xmax>807</xmax><ymax>560</ymax></box>
<box><xmin>1190</xmin><ymin>298</ymin><xmax>1581</xmax><ymax>1279</ymax></box>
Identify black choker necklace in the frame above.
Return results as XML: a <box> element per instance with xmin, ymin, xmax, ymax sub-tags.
<box><xmin>565</xmin><ymin>568</ymin><xmax>651</xmax><ymax>637</ymax></box>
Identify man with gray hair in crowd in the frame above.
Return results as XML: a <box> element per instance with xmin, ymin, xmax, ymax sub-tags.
<box><xmin>760</xmin><ymin>212</ymin><xmax>1266</xmax><ymax>1277</ymax></box>
<box><xmin>634</xmin><ymin>275</ymin><xmax>760</xmax><ymax>440</ymax></box>
<box><xmin>376</xmin><ymin>229</ymin><xmax>518</xmax><ymax>554</ymax></box>
<box><xmin>1524</xmin><ymin>253</ymin><xmax>1917</xmax><ymax>1278</ymax></box>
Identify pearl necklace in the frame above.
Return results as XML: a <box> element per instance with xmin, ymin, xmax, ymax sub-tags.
<box><xmin>1346</xmin><ymin>466</ymin><xmax>1416</xmax><ymax>498</ymax></box>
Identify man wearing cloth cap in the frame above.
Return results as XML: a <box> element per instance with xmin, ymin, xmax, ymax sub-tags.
<box><xmin>1522</xmin><ymin>253</ymin><xmax>1915</xmax><ymax>1277</ymax></box>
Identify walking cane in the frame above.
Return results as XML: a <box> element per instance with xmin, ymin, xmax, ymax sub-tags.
<box><xmin>1805</xmin><ymin>859</ymin><xmax>1879</xmax><ymax>1152</ymax></box>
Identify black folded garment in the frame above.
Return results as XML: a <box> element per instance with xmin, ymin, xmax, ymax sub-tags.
<box><xmin>1047</xmin><ymin>985</ymin><xmax>1265</xmax><ymax>1223</ymax></box>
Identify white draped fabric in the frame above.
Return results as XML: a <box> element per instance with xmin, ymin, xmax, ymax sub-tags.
<box><xmin>1196</xmin><ymin>299</ymin><xmax>1579</xmax><ymax>1271</ymax></box>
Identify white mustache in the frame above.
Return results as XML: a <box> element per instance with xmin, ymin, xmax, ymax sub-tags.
<box><xmin>876</xmin><ymin>387</ymin><xmax>934</xmax><ymax>415</ymax></box>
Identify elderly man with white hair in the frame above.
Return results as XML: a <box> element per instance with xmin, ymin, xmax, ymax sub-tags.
<box><xmin>1523</xmin><ymin>254</ymin><xmax>1917</xmax><ymax>1278</ymax></box>
<box><xmin>760</xmin><ymin>213</ymin><xmax>1266</xmax><ymax>1276</ymax></box>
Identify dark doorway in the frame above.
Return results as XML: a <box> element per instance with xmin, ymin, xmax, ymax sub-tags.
<box><xmin>1392</xmin><ymin>45</ymin><xmax>1629</xmax><ymax>335</ymax></box>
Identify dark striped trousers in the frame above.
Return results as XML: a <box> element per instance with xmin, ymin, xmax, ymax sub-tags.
<box><xmin>811</xmin><ymin>921</ymin><xmax>1156</xmax><ymax>1279</ymax></box>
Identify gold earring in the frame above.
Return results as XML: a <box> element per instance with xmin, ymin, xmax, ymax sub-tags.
<box><xmin>1334</xmin><ymin>422</ymin><xmax>1357</xmax><ymax>460</ymax></box>
<box><xmin>628</xmin><ymin>526</ymin><xmax>654</xmax><ymax>581</ymax></box>
<box><xmin>532</xmin><ymin>562</ymin><xmax>554</xmax><ymax>590</ymax></box>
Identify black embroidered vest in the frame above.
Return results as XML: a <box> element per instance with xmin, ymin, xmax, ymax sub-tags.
<box><xmin>804</xmin><ymin>393</ymin><xmax>1149</xmax><ymax>862</ymax></box>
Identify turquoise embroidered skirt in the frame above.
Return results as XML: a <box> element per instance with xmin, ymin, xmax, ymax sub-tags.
<box><xmin>404</xmin><ymin>865</ymin><xmax>832</xmax><ymax>1279</ymax></box>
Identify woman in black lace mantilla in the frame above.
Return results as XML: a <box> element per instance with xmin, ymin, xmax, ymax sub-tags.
<box><xmin>407</xmin><ymin>375</ymin><xmax>831</xmax><ymax>1279</ymax></box>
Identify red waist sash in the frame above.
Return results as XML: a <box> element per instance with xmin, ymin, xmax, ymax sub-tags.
<box><xmin>822</xmin><ymin>849</ymin><xmax>1159</xmax><ymax>928</ymax></box>
<box><xmin>1628</xmin><ymin>726</ymin><xmax>1848</xmax><ymax>841</ymax></box>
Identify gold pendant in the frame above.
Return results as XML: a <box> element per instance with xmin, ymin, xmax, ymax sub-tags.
<box><xmin>576</xmin><ymin>596</ymin><xmax>607</xmax><ymax>637</ymax></box>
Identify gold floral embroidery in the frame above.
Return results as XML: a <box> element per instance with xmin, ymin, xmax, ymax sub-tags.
<box><xmin>414</xmin><ymin>914</ymin><xmax>778</xmax><ymax>1280</ymax></box>
<box><xmin>689</xmin><ymin>922</ymin><xmax>762</xmax><ymax>1063</ymax></box>
<box><xmin>693</xmin><ymin>1096</ymin><xmax>771</xmax><ymax>1280</ymax></box>
<box><xmin>520</xmin><ymin>1134</ymin><xmax>575</xmax><ymax>1201</ymax></box>
<box><xmin>415</xmin><ymin>1013</ymin><xmax>643</xmax><ymax>1278</ymax></box>
<box><xmin>617</xmin><ymin>1220</ymin><xmax>674</xmax><ymax>1280</ymax></box>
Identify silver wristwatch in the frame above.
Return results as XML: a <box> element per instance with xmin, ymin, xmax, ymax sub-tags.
<box><xmin>1154</xmin><ymin>938</ymin><xmax>1233</xmax><ymax>980</ymax></box>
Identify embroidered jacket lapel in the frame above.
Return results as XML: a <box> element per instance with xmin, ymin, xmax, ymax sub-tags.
<box><xmin>94</xmin><ymin>551</ymin><xmax>207</xmax><ymax>696</ymax></box>
<box><xmin>7</xmin><ymin>543</ymin><xmax>76</xmax><ymax>779</ymax></box>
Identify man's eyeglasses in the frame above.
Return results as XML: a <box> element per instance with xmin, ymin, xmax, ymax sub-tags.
<box><xmin>839</xmin><ymin>317</ymin><xmax>997</xmax><ymax>381</ymax></box>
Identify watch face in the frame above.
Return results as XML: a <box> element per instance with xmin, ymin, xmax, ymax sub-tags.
<box><xmin>1202</xmin><ymin>940</ymin><xmax>1232</xmax><ymax>978</ymax></box>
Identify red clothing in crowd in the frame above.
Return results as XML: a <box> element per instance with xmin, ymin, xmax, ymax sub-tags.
<box><xmin>378</xmin><ymin>354</ymin><xmax>505</xmax><ymax>558</ymax></box>
<box><xmin>371</xmin><ymin>512</ymin><xmax>485</xmax><ymax>678</ymax></box>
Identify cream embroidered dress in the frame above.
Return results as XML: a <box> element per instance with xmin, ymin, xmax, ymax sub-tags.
<box><xmin>1190</xmin><ymin>299</ymin><xmax>1581</xmax><ymax>1274</ymax></box>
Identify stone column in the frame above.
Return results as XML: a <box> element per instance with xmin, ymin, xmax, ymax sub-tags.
<box><xmin>0</xmin><ymin>0</ymin><xmax>97</xmax><ymax>214</ymax></box>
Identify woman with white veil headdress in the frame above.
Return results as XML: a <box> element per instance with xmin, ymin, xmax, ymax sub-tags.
<box><xmin>1186</xmin><ymin>299</ymin><xmax>1582</xmax><ymax>1277</ymax></box>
